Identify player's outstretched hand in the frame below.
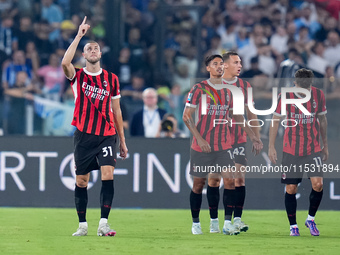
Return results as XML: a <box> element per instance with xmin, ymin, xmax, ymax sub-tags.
<box><xmin>250</xmin><ymin>136</ymin><xmax>263</xmax><ymax>156</ymax></box>
<box><xmin>322</xmin><ymin>146</ymin><xmax>329</xmax><ymax>161</ymax></box>
<box><xmin>77</xmin><ymin>16</ymin><xmax>90</xmax><ymax>38</ymax></box>
<box><xmin>197</xmin><ymin>137</ymin><xmax>211</xmax><ymax>153</ymax></box>
<box><xmin>119</xmin><ymin>142</ymin><xmax>128</xmax><ymax>160</ymax></box>
<box><xmin>268</xmin><ymin>146</ymin><xmax>277</xmax><ymax>164</ymax></box>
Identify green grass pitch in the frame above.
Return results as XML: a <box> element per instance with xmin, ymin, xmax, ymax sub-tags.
<box><xmin>0</xmin><ymin>208</ymin><xmax>339</xmax><ymax>255</ymax></box>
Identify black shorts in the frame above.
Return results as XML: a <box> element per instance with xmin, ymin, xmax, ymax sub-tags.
<box><xmin>74</xmin><ymin>129</ymin><xmax>117</xmax><ymax>175</ymax></box>
<box><xmin>281</xmin><ymin>152</ymin><xmax>323</xmax><ymax>184</ymax></box>
<box><xmin>190</xmin><ymin>149</ymin><xmax>234</xmax><ymax>178</ymax></box>
<box><xmin>232</xmin><ymin>143</ymin><xmax>247</xmax><ymax>166</ymax></box>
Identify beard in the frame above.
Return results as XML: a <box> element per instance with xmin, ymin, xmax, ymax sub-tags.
<box><xmin>86</xmin><ymin>56</ymin><xmax>101</xmax><ymax>64</ymax></box>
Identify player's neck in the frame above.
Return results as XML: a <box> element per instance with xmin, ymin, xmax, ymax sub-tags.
<box><xmin>85</xmin><ymin>63</ymin><xmax>101</xmax><ymax>73</ymax></box>
<box><xmin>209</xmin><ymin>77</ymin><xmax>222</xmax><ymax>85</ymax></box>
<box><xmin>222</xmin><ymin>73</ymin><xmax>237</xmax><ymax>81</ymax></box>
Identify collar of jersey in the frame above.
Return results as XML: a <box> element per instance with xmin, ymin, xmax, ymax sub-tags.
<box><xmin>83</xmin><ymin>67</ymin><xmax>102</xmax><ymax>76</ymax></box>
<box><xmin>222</xmin><ymin>77</ymin><xmax>238</xmax><ymax>85</ymax></box>
<box><xmin>206</xmin><ymin>79</ymin><xmax>234</xmax><ymax>90</ymax></box>
<box><xmin>294</xmin><ymin>86</ymin><xmax>311</xmax><ymax>99</ymax></box>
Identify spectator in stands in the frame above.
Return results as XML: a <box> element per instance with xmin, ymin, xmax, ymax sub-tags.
<box><xmin>36</xmin><ymin>53</ymin><xmax>64</xmax><ymax>101</ymax></box>
<box><xmin>173</xmin><ymin>63</ymin><xmax>191</xmax><ymax>94</ymax></box>
<box><xmin>0</xmin><ymin>0</ymin><xmax>18</xmax><ymax>18</ymax></box>
<box><xmin>270</xmin><ymin>26</ymin><xmax>288</xmax><ymax>54</ymax></box>
<box><xmin>15</xmin><ymin>16</ymin><xmax>35</xmax><ymax>51</ymax></box>
<box><xmin>56</xmin><ymin>20</ymin><xmax>76</xmax><ymax>52</ymax></box>
<box><xmin>127</xmin><ymin>27</ymin><xmax>146</xmax><ymax>73</ymax></box>
<box><xmin>130</xmin><ymin>88</ymin><xmax>166</xmax><ymax>137</ymax></box>
<box><xmin>34</xmin><ymin>19</ymin><xmax>56</xmax><ymax>66</ymax></box>
<box><xmin>121</xmin><ymin>72</ymin><xmax>146</xmax><ymax>104</ymax></box>
<box><xmin>2</xmin><ymin>50</ymin><xmax>32</xmax><ymax>89</ymax></box>
<box><xmin>3</xmin><ymin>71</ymin><xmax>39</xmax><ymax>134</ymax></box>
<box><xmin>156</xmin><ymin>113</ymin><xmax>186</xmax><ymax>138</ymax></box>
<box><xmin>41</xmin><ymin>0</ymin><xmax>63</xmax><ymax>42</ymax></box>
<box><xmin>293</xmin><ymin>3</ymin><xmax>320</xmax><ymax>37</ymax></box>
<box><xmin>324</xmin><ymin>31</ymin><xmax>340</xmax><ymax>68</ymax></box>
<box><xmin>0</xmin><ymin>14</ymin><xmax>17</xmax><ymax>57</ymax></box>
<box><xmin>113</xmin><ymin>47</ymin><xmax>132</xmax><ymax>89</ymax></box>
<box><xmin>25</xmin><ymin>41</ymin><xmax>40</xmax><ymax>76</ymax></box>
<box><xmin>307</xmin><ymin>41</ymin><xmax>329</xmax><ymax>74</ymax></box>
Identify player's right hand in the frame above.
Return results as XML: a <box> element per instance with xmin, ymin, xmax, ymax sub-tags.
<box><xmin>77</xmin><ymin>16</ymin><xmax>90</xmax><ymax>38</ymax></box>
<box><xmin>250</xmin><ymin>136</ymin><xmax>263</xmax><ymax>156</ymax></box>
<box><xmin>268</xmin><ymin>147</ymin><xmax>277</xmax><ymax>164</ymax></box>
<box><xmin>197</xmin><ymin>138</ymin><xmax>211</xmax><ymax>153</ymax></box>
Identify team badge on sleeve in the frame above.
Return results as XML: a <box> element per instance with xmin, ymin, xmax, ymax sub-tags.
<box><xmin>186</xmin><ymin>93</ymin><xmax>193</xmax><ymax>104</ymax></box>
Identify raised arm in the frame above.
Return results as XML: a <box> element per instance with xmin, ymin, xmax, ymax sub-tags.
<box><xmin>268</xmin><ymin>114</ymin><xmax>282</xmax><ymax>164</ymax></box>
<box><xmin>111</xmin><ymin>98</ymin><xmax>128</xmax><ymax>159</ymax></box>
<box><xmin>61</xmin><ymin>16</ymin><xmax>90</xmax><ymax>79</ymax></box>
<box><xmin>318</xmin><ymin>114</ymin><xmax>328</xmax><ymax>161</ymax></box>
<box><xmin>183</xmin><ymin>106</ymin><xmax>211</xmax><ymax>153</ymax></box>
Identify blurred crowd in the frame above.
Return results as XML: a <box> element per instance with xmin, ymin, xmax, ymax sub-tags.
<box><xmin>1</xmin><ymin>0</ymin><xmax>340</xmax><ymax>138</ymax></box>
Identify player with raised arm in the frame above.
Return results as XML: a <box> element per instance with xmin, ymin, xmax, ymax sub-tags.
<box><xmin>207</xmin><ymin>51</ymin><xmax>261</xmax><ymax>234</ymax></box>
<box><xmin>183</xmin><ymin>54</ymin><xmax>262</xmax><ymax>235</ymax></box>
<box><xmin>61</xmin><ymin>17</ymin><xmax>128</xmax><ymax>237</ymax></box>
<box><xmin>268</xmin><ymin>68</ymin><xmax>328</xmax><ymax>236</ymax></box>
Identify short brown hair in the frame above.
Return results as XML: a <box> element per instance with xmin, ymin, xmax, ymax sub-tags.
<box><xmin>294</xmin><ymin>68</ymin><xmax>314</xmax><ymax>88</ymax></box>
<box><xmin>222</xmin><ymin>51</ymin><xmax>239</xmax><ymax>61</ymax></box>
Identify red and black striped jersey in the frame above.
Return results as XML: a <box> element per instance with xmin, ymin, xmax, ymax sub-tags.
<box><xmin>273</xmin><ymin>86</ymin><xmax>327</xmax><ymax>156</ymax></box>
<box><xmin>186</xmin><ymin>80</ymin><xmax>233</xmax><ymax>152</ymax></box>
<box><xmin>69</xmin><ymin>68</ymin><xmax>121</xmax><ymax>136</ymax></box>
<box><xmin>223</xmin><ymin>78</ymin><xmax>252</xmax><ymax>146</ymax></box>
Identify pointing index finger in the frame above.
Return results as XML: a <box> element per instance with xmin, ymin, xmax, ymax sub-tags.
<box><xmin>82</xmin><ymin>16</ymin><xmax>87</xmax><ymax>25</ymax></box>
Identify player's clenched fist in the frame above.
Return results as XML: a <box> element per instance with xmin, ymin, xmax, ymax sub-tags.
<box><xmin>77</xmin><ymin>16</ymin><xmax>90</xmax><ymax>38</ymax></box>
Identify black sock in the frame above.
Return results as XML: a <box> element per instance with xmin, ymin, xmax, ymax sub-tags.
<box><xmin>223</xmin><ymin>189</ymin><xmax>235</xmax><ymax>221</ymax></box>
<box><xmin>207</xmin><ymin>185</ymin><xmax>220</xmax><ymax>219</ymax></box>
<box><xmin>100</xmin><ymin>180</ymin><xmax>114</xmax><ymax>219</ymax></box>
<box><xmin>190</xmin><ymin>190</ymin><xmax>202</xmax><ymax>222</ymax></box>
<box><xmin>75</xmin><ymin>185</ymin><xmax>88</xmax><ymax>222</ymax></box>
<box><xmin>285</xmin><ymin>192</ymin><xmax>297</xmax><ymax>225</ymax></box>
<box><xmin>234</xmin><ymin>186</ymin><xmax>246</xmax><ymax>218</ymax></box>
<box><xmin>309</xmin><ymin>189</ymin><xmax>323</xmax><ymax>217</ymax></box>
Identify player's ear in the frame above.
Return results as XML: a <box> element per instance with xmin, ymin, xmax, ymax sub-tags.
<box><xmin>206</xmin><ymin>66</ymin><xmax>210</xmax><ymax>72</ymax></box>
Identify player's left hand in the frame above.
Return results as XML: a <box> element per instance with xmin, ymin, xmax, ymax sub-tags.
<box><xmin>321</xmin><ymin>146</ymin><xmax>329</xmax><ymax>161</ymax></box>
<box><xmin>119</xmin><ymin>142</ymin><xmax>128</xmax><ymax>160</ymax></box>
<box><xmin>251</xmin><ymin>136</ymin><xmax>263</xmax><ymax>156</ymax></box>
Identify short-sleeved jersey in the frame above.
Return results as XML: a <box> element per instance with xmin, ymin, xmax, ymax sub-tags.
<box><xmin>69</xmin><ymin>68</ymin><xmax>121</xmax><ymax>136</ymax></box>
<box><xmin>186</xmin><ymin>80</ymin><xmax>233</xmax><ymax>152</ymax></box>
<box><xmin>223</xmin><ymin>77</ymin><xmax>252</xmax><ymax>145</ymax></box>
<box><xmin>273</xmin><ymin>86</ymin><xmax>327</xmax><ymax>156</ymax></box>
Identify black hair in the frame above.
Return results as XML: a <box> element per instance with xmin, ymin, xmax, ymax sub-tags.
<box><xmin>294</xmin><ymin>68</ymin><xmax>314</xmax><ymax>88</ymax></box>
<box><xmin>205</xmin><ymin>54</ymin><xmax>223</xmax><ymax>66</ymax></box>
<box><xmin>222</xmin><ymin>51</ymin><xmax>239</xmax><ymax>61</ymax></box>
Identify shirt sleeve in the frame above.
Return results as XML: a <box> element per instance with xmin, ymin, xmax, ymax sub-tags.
<box><xmin>111</xmin><ymin>73</ymin><xmax>121</xmax><ymax>99</ymax></box>
<box><xmin>244</xmin><ymin>81</ymin><xmax>255</xmax><ymax>106</ymax></box>
<box><xmin>273</xmin><ymin>93</ymin><xmax>284</xmax><ymax>116</ymax></box>
<box><xmin>185</xmin><ymin>84</ymin><xmax>201</xmax><ymax>108</ymax></box>
<box><xmin>68</xmin><ymin>68</ymin><xmax>79</xmax><ymax>82</ymax></box>
<box><xmin>318</xmin><ymin>90</ymin><xmax>327</xmax><ymax>115</ymax></box>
